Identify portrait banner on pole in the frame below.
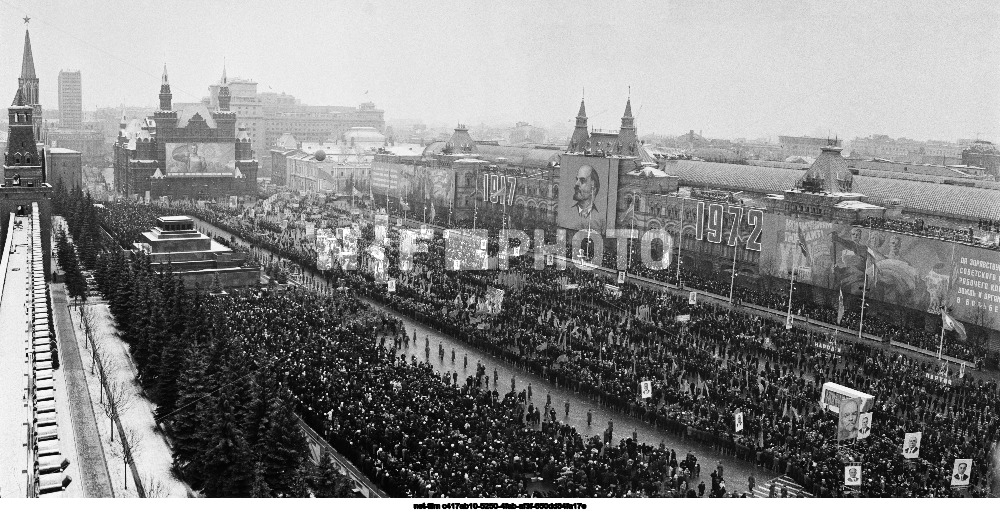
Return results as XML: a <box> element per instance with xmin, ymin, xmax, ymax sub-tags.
<box><xmin>844</xmin><ymin>465</ymin><xmax>862</xmax><ymax>486</ymax></box>
<box><xmin>902</xmin><ymin>432</ymin><xmax>922</xmax><ymax>459</ymax></box>
<box><xmin>836</xmin><ymin>398</ymin><xmax>861</xmax><ymax>441</ymax></box>
<box><xmin>857</xmin><ymin>412</ymin><xmax>872</xmax><ymax>439</ymax></box>
<box><xmin>951</xmin><ymin>458</ymin><xmax>972</xmax><ymax>487</ymax></box>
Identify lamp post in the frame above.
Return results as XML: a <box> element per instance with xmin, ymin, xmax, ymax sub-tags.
<box><xmin>728</xmin><ymin>245</ymin><xmax>738</xmax><ymax>304</ymax></box>
<box><xmin>785</xmin><ymin>266</ymin><xmax>797</xmax><ymax>329</ymax></box>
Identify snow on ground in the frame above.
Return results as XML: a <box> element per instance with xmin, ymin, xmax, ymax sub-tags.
<box><xmin>70</xmin><ymin>303</ymin><xmax>189</xmax><ymax>498</ymax></box>
<box><xmin>0</xmin><ymin>227</ymin><xmax>32</xmax><ymax>497</ymax></box>
<box><xmin>51</xmin><ymin>342</ymin><xmax>83</xmax><ymax>498</ymax></box>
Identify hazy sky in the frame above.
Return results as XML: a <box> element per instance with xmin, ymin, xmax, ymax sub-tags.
<box><xmin>1</xmin><ymin>0</ymin><xmax>997</xmax><ymax>142</ymax></box>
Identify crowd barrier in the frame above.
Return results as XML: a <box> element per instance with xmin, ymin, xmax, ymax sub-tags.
<box><xmin>296</xmin><ymin>416</ymin><xmax>386</xmax><ymax>498</ymax></box>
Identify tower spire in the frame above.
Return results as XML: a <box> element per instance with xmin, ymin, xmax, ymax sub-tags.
<box><xmin>159</xmin><ymin>63</ymin><xmax>173</xmax><ymax>111</ymax></box>
<box><xmin>217</xmin><ymin>63</ymin><xmax>231</xmax><ymax>112</ymax></box>
<box><xmin>21</xmin><ymin>29</ymin><xmax>36</xmax><ymax>80</ymax></box>
<box><xmin>569</xmin><ymin>96</ymin><xmax>590</xmax><ymax>153</ymax></box>
<box><xmin>18</xmin><ymin>25</ymin><xmax>41</xmax><ymax>140</ymax></box>
<box><xmin>616</xmin><ymin>95</ymin><xmax>637</xmax><ymax>156</ymax></box>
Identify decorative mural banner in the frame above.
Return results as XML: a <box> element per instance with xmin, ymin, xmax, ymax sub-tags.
<box><xmin>165</xmin><ymin>142</ymin><xmax>236</xmax><ymax>175</ymax></box>
<box><xmin>557</xmin><ymin>154</ymin><xmax>619</xmax><ymax>234</ymax></box>
<box><xmin>760</xmin><ymin>215</ymin><xmax>1000</xmax><ymax>327</ymax></box>
<box><xmin>380</xmin><ymin>163</ymin><xmax>457</xmax><ymax>207</ymax></box>
<box><xmin>423</xmin><ymin>167</ymin><xmax>456</xmax><ymax>206</ymax></box>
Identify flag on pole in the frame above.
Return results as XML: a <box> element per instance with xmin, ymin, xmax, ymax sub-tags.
<box><xmin>836</xmin><ymin>288</ymin><xmax>845</xmax><ymax>325</ymax></box>
<box><xmin>941</xmin><ymin>309</ymin><xmax>967</xmax><ymax>340</ymax></box>
<box><xmin>865</xmin><ymin>247</ymin><xmax>880</xmax><ymax>283</ymax></box>
<box><xmin>797</xmin><ymin>225</ymin><xmax>810</xmax><ymax>260</ymax></box>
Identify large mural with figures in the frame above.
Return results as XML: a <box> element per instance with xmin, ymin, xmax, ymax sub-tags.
<box><xmin>760</xmin><ymin>214</ymin><xmax>1000</xmax><ymax>327</ymax></box>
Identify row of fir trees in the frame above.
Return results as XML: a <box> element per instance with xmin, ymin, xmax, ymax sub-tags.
<box><xmin>55</xmin><ymin>187</ymin><xmax>357</xmax><ymax>497</ymax></box>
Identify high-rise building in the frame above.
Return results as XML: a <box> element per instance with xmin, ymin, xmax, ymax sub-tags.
<box><xmin>57</xmin><ymin>70</ymin><xmax>82</xmax><ymax>129</ymax></box>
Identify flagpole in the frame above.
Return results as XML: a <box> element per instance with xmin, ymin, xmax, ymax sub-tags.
<box><xmin>858</xmin><ymin>268</ymin><xmax>869</xmax><ymax>339</ymax></box>
<box><xmin>786</xmin><ymin>266</ymin><xmax>796</xmax><ymax>328</ymax></box>
<box><xmin>728</xmin><ymin>244</ymin><xmax>738</xmax><ymax>304</ymax></box>
<box><xmin>938</xmin><ymin>309</ymin><xmax>946</xmax><ymax>360</ymax></box>
<box><xmin>676</xmin><ymin>197</ymin><xmax>684</xmax><ymax>287</ymax></box>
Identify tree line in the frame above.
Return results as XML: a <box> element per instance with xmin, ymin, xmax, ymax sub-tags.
<box><xmin>55</xmin><ymin>187</ymin><xmax>358</xmax><ymax>497</ymax></box>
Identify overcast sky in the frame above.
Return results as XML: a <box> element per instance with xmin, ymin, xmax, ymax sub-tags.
<box><xmin>1</xmin><ymin>0</ymin><xmax>997</xmax><ymax>142</ymax></box>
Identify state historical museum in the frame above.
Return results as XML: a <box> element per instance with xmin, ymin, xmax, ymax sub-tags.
<box><xmin>113</xmin><ymin>67</ymin><xmax>258</xmax><ymax>201</ymax></box>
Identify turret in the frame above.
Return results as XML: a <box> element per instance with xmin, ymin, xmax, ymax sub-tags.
<box><xmin>159</xmin><ymin>64</ymin><xmax>172</xmax><ymax>111</ymax></box>
<box><xmin>568</xmin><ymin>98</ymin><xmax>589</xmax><ymax>152</ymax></box>
<box><xmin>217</xmin><ymin>66</ymin><xmax>231</xmax><ymax>112</ymax></box>
<box><xmin>18</xmin><ymin>29</ymin><xmax>42</xmax><ymax>140</ymax></box>
<box><xmin>4</xmin><ymin>88</ymin><xmax>45</xmax><ymax>186</ymax></box>
<box><xmin>616</xmin><ymin>97</ymin><xmax>637</xmax><ymax>157</ymax></box>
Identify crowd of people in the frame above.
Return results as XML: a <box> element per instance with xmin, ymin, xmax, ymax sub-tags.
<box><xmin>86</xmin><ymin>195</ymin><xmax>1000</xmax><ymax>498</ymax></box>
<box><xmin>979</xmin><ymin>219</ymin><xmax>1000</xmax><ymax>233</ymax></box>
<box><xmin>348</xmin><ymin>234</ymin><xmax>999</xmax><ymax>498</ymax></box>
<box><xmin>626</xmin><ymin>263</ymin><xmax>989</xmax><ymax>366</ymax></box>
<box><xmin>865</xmin><ymin>217</ymin><xmax>992</xmax><ymax>247</ymax></box>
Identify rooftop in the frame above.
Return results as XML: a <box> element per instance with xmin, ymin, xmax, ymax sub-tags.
<box><xmin>664</xmin><ymin>159</ymin><xmax>1000</xmax><ymax>221</ymax></box>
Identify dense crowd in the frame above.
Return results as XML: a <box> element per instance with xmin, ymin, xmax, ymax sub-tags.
<box><xmin>864</xmin><ymin>217</ymin><xmax>992</xmax><ymax>247</ymax></box>
<box><xmin>85</xmin><ymin>196</ymin><xmax>1000</xmax><ymax>498</ymax></box>
<box><xmin>979</xmin><ymin>219</ymin><xmax>1000</xmax><ymax>233</ymax></box>
<box><xmin>347</xmin><ymin>235</ymin><xmax>999</xmax><ymax>498</ymax></box>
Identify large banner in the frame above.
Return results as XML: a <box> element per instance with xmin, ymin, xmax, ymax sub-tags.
<box><xmin>760</xmin><ymin>216</ymin><xmax>1000</xmax><ymax>327</ymax></box>
<box><xmin>375</xmin><ymin>162</ymin><xmax>456</xmax><ymax>207</ymax></box>
<box><xmin>557</xmin><ymin>155</ymin><xmax>619</xmax><ymax>234</ymax></box>
<box><xmin>165</xmin><ymin>142</ymin><xmax>236</xmax><ymax>175</ymax></box>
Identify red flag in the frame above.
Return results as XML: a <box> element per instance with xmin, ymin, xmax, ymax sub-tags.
<box><xmin>836</xmin><ymin>289</ymin><xmax>845</xmax><ymax>325</ymax></box>
<box><xmin>797</xmin><ymin>225</ymin><xmax>810</xmax><ymax>259</ymax></box>
<box><xmin>942</xmin><ymin>309</ymin><xmax>967</xmax><ymax>341</ymax></box>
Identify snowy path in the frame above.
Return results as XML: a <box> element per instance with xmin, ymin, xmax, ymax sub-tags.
<box><xmin>70</xmin><ymin>303</ymin><xmax>189</xmax><ymax>498</ymax></box>
<box><xmin>50</xmin><ymin>283</ymin><xmax>110</xmax><ymax>497</ymax></box>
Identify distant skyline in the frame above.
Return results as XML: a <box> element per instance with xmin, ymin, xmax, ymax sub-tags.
<box><xmin>1</xmin><ymin>0</ymin><xmax>997</xmax><ymax>143</ymax></box>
